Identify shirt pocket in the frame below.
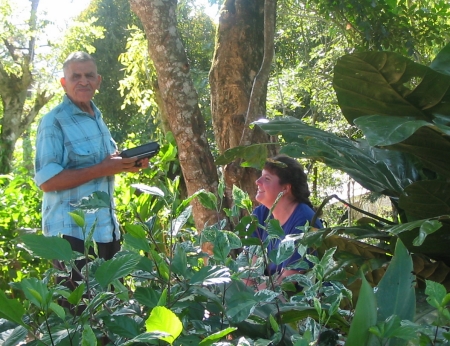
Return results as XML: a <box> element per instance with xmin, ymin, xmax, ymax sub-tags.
<box><xmin>68</xmin><ymin>142</ymin><xmax>100</xmax><ymax>169</ymax></box>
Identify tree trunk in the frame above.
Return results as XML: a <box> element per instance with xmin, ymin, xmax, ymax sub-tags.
<box><xmin>209</xmin><ymin>0</ymin><xmax>277</xmax><ymax>210</ymax></box>
<box><xmin>0</xmin><ymin>0</ymin><xmax>53</xmax><ymax>174</ymax></box>
<box><xmin>129</xmin><ymin>0</ymin><xmax>221</xmax><ymax>232</ymax></box>
<box><xmin>0</xmin><ymin>73</ymin><xmax>53</xmax><ymax>173</ymax></box>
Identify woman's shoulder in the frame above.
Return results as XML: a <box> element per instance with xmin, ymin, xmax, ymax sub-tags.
<box><xmin>293</xmin><ymin>203</ymin><xmax>323</xmax><ymax>228</ymax></box>
<box><xmin>295</xmin><ymin>203</ymin><xmax>315</xmax><ymax>213</ymax></box>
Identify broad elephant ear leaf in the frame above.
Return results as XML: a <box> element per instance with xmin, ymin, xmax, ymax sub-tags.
<box><xmin>386</xmin><ymin>126</ymin><xmax>450</xmax><ymax>179</ymax></box>
<box><xmin>334</xmin><ymin>46</ymin><xmax>450</xmax><ymax>179</ymax></box>
<box><xmin>333</xmin><ymin>48</ymin><xmax>450</xmax><ymax>124</ymax></box>
<box><xmin>399</xmin><ymin>180</ymin><xmax>450</xmax><ymax>220</ymax></box>
<box><xmin>354</xmin><ymin>115</ymin><xmax>450</xmax><ymax>178</ymax></box>
<box><xmin>354</xmin><ymin>115</ymin><xmax>430</xmax><ymax>147</ymax></box>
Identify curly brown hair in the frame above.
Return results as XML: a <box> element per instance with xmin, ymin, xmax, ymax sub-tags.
<box><xmin>264</xmin><ymin>154</ymin><xmax>313</xmax><ymax>209</ymax></box>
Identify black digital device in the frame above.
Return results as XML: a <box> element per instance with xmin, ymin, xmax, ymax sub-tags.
<box><xmin>119</xmin><ymin>141</ymin><xmax>160</xmax><ymax>161</ymax></box>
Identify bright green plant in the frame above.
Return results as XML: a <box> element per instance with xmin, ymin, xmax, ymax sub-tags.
<box><xmin>1</xmin><ymin>179</ymin><xmax>449</xmax><ymax>345</ymax></box>
<box><xmin>0</xmin><ymin>169</ymin><xmax>49</xmax><ymax>296</ymax></box>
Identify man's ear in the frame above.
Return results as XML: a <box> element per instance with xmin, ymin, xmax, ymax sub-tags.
<box><xmin>97</xmin><ymin>74</ymin><xmax>102</xmax><ymax>90</ymax></box>
<box><xmin>60</xmin><ymin>77</ymin><xmax>66</xmax><ymax>90</ymax></box>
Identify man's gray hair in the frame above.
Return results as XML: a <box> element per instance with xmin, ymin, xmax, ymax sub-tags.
<box><xmin>62</xmin><ymin>52</ymin><xmax>97</xmax><ymax>72</ymax></box>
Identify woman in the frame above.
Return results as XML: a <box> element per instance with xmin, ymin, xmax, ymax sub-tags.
<box><xmin>246</xmin><ymin>154</ymin><xmax>323</xmax><ymax>287</ymax></box>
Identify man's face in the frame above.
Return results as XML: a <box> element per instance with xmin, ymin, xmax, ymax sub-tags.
<box><xmin>60</xmin><ymin>61</ymin><xmax>101</xmax><ymax>108</ymax></box>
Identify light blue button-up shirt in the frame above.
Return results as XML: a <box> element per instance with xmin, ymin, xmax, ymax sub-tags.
<box><xmin>34</xmin><ymin>95</ymin><xmax>120</xmax><ymax>243</ymax></box>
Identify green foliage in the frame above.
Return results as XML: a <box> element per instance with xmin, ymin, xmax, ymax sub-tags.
<box><xmin>0</xmin><ymin>170</ymin><xmax>48</xmax><ymax>295</ymax></box>
<box><xmin>1</xmin><ymin>181</ymin><xmax>448</xmax><ymax>345</ymax></box>
<box><xmin>118</xmin><ymin>26</ymin><xmax>158</xmax><ymax>118</ymax></box>
<box><xmin>56</xmin><ymin>18</ymin><xmax>105</xmax><ymax>60</ymax></box>
<box><xmin>312</xmin><ymin>0</ymin><xmax>450</xmax><ymax>55</ymax></box>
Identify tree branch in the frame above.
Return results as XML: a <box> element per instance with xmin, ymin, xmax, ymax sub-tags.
<box><xmin>240</xmin><ymin>0</ymin><xmax>277</xmax><ymax>145</ymax></box>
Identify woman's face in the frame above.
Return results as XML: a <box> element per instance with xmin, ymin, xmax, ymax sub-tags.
<box><xmin>255</xmin><ymin>169</ymin><xmax>284</xmax><ymax>207</ymax></box>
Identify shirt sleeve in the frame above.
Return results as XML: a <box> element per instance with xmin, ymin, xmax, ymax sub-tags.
<box><xmin>34</xmin><ymin>116</ymin><xmax>64</xmax><ymax>187</ymax></box>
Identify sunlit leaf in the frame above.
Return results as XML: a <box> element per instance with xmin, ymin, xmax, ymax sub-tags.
<box><xmin>145</xmin><ymin>306</ymin><xmax>182</xmax><ymax>344</ymax></box>
<box><xmin>198</xmin><ymin>327</ymin><xmax>237</xmax><ymax>346</ymax></box>
<box><xmin>189</xmin><ymin>266</ymin><xmax>231</xmax><ymax>285</ymax></box>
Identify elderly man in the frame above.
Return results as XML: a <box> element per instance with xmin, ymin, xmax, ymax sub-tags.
<box><xmin>34</xmin><ymin>51</ymin><xmax>147</xmax><ymax>293</ymax></box>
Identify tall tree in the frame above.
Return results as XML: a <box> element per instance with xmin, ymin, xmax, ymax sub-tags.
<box><xmin>209</xmin><ymin>0</ymin><xmax>277</xmax><ymax>210</ymax></box>
<box><xmin>0</xmin><ymin>0</ymin><xmax>53</xmax><ymax>174</ymax></box>
<box><xmin>129</xmin><ymin>0</ymin><xmax>221</xmax><ymax>232</ymax></box>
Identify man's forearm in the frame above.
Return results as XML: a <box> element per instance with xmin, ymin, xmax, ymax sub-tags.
<box><xmin>39</xmin><ymin>165</ymin><xmax>107</xmax><ymax>192</ymax></box>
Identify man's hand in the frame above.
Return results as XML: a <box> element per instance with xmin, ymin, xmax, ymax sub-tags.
<box><xmin>103</xmin><ymin>154</ymin><xmax>149</xmax><ymax>174</ymax></box>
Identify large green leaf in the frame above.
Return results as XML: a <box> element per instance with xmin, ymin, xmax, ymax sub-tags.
<box><xmin>356</xmin><ymin>115</ymin><xmax>450</xmax><ymax>147</ymax></box>
<box><xmin>333</xmin><ymin>50</ymin><xmax>450</xmax><ymax>124</ymax></box>
<box><xmin>21</xmin><ymin>234</ymin><xmax>73</xmax><ymax>262</ymax></box>
<box><xmin>387</xmin><ymin>126</ymin><xmax>450</xmax><ymax>179</ymax></box>
<box><xmin>0</xmin><ymin>291</ymin><xmax>26</xmax><ymax>327</ymax></box>
<box><xmin>429</xmin><ymin>42</ymin><xmax>450</xmax><ymax>76</ymax></box>
<box><xmin>399</xmin><ymin>180</ymin><xmax>450</xmax><ymax>220</ymax></box>
<box><xmin>355</xmin><ymin>115</ymin><xmax>450</xmax><ymax>178</ymax></box>
<box><xmin>375</xmin><ymin>240</ymin><xmax>415</xmax><ymax>334</ymax></box>
<box><xmin>354</xmin><ymin>115</ymin><xmax>431</xmax><ymax>147</ymax></box>
<box><xmin>145</xmin><ymin>306</ymin><xmax>182</xmax><ymax>345</ymax></box>
<box><xmin>334</xmin><ymin>49</ymin><xmax>450</xmax><ymax>179</ymax></box>
<box><xmin>95</xmin><ymin>252</ymin><xmax>141</xmax><ymax>288</ymax></box>
<box><xmin>390</xmin><ymin>180</ymin><xmax>450</xmax><ymax>262</ymax></box>
<box><xmin>345</xmin><ymin>271</ymin><xmax>377</xmax><ymax>346</ymax></box>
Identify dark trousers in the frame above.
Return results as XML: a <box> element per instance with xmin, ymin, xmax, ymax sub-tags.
<box><xmin>53</xmin><ymin>235</ymin><xmax>120</xmax><ymax>312</ymax></box>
